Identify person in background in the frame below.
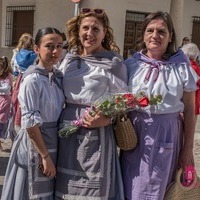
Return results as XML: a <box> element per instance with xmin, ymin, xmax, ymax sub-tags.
<box><xmin>181</xmin><ymin>43</ymin><xmax>200</xmax><ymax>120</ymax></box>
<box><xmin>1</xmin><ymin>27</ymin><xmax>65</xmax><ymax>200</ymax></box>
<box><xmin>11</xmin><ymin>33</ymin><xmax>35</xmax><ymax>77</ymax></box>
<box><xmin>55</xmin><ymin>8</ymin><xmax>127</xmax><ymax>200</ymax></box>
<box><xmin>0</xmin><ymin>56</ymin><xmax>12</xmax><ymax>151</ymax></box>
<box><xmin>179</xmin><ymin>36</ymin><xmax>190</xmax><ymax>48</ymax></box>
<box><xmin>11</xmin><ymin>33</ymin><xmax>37</xmax><ymax>134</ymax></box>
<box><xmin>120</xmin><ymin>11</ymin><xmax>198</xmax><ymax>200</ymax></box>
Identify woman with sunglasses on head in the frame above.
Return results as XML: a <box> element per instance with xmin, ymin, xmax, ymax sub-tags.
<box><xmin>0</xmin><ymin>56</ymin><xmax>12</xmax><ymax>151</ymax></box>
<box><xmin>1</xmin><ymin>27</ymin><xmax>65</xmax><ymax>200</ymax></box>
<box><xmin>120</xmin><ymin>11</ymin><xmax>198</xmax><ymax>200</ymax></box>
<box><xmin>55</xmin><ymin>8</ymin><xmax>127</xmax><ymax>200</ymax></box>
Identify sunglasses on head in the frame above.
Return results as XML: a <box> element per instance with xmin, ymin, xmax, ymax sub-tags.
<box><xmin>80</xmin><ymin>8</ymin><xmax>104</xmax><ymax>15</ymax></box>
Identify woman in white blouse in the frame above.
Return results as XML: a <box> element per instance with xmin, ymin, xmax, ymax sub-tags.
<box><xmin>120</xmin><ymin>11</ymin><xmax>198</xmax><ymax>200</ymax></box>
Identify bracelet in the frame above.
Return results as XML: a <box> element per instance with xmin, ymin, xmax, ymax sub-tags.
<box><xmin>42</xmin><ymin>153</ymin><xmax>50</xmax><ymax>159</ymax></box>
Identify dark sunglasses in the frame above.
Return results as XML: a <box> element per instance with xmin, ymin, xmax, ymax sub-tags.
<box><xmin>80</xmin><ymin>8</ymin><xmax>104</xmax><ymax>15</ymax></box>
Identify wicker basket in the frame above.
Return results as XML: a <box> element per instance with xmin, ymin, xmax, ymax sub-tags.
<box><xmin>164</xmin><ymin>168</ymin><xmax>200</xmax><ymax>200</ymax></box>
<box><xmin>114</xmin><ymin>114</ymin><xmax>137</xmax><ymax>150</ymax></box>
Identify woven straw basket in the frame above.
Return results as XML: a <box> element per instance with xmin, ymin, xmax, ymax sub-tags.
<box><xmin>164</xmin><ymin>168</ymin><xmax>200</xmax><ymax>200</ymax></box>
<box><xmin>114</xmin><ymin>114</ymin><xmax>137</xmax><ymax>151</ymax></box>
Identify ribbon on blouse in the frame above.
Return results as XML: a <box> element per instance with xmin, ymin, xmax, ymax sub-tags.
<box><xmin>144</xmin><ymin>61</ymin><xmax>162</xmax><ymax>83</ymax></box>
<box><xmin>133</xmin><ymin>50</ymin><xmax>190</xmax><ymax>84</ymax></box>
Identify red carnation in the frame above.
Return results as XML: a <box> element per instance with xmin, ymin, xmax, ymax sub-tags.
<box><xmin>137</xmin><ymin>97</ymin><xmax>149</xmax><ymax>107</ymax></box>
<box><xmin>122</xmin><ymin>94</ymin><xmax>135</xmax><ymax>107</ymax></box>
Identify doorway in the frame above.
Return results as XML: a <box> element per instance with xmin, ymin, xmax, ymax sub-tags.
<box><xmin>123</xmin><ymin>11</ymin><xmax>148</xmax><ymax>59</ymax></box>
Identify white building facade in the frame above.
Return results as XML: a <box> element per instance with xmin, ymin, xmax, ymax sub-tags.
<box><xmin>0</xmin><ymin>0</ymin><xmax>200</xmax><ymax>59</ymax></box>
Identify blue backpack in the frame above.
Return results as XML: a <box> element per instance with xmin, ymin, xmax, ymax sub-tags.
<box><xmin>16</xmin><ymin>48</ymin><xmax>37</xmax><ymax>71</ymax></box>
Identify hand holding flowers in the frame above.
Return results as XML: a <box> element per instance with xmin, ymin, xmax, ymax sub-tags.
<box><xmin>58</xmin><ymin>92</ymin><xmax>162</xmax><ymax>138</ymax></box>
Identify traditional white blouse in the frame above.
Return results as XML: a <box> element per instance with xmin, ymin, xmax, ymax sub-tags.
<box><xmin>125</xmin><ymin>50</ymin><xmax>199</xmax><ymax>114</ymax></box>
<box><xmin>61</xmin><ymin>52</ymin><xmax>128</xmax><ymax>106</ymax></box>
<box><xmin>18</xmin><ymin>67</ymin><xmax>65</xmax><ymax>128</ymax></box>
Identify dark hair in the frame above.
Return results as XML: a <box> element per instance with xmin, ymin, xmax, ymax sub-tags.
<box><xmin>182</xmin><ymin>37</ymin><xmax>190</xmax><ymax>42</ymax></box>
<box><xmin>181</xmin><ymin>37</ymin><xmax>190</xmax><ymax>46</ymax></box>
<box><xmin>0</xmin><ymin>56</ymin><xmax>12</xmax><ymax>79</ymax></box>
<box><xmin>66</xmin><ymin>10</ymin><xmax>120</xmax><ymax>54</ymax></box>
<box><xmin>35</xmin><ymin>27</ymin><xmax>63</xmax><ymax>46</ymax></box>
<box><xmin>61</xmin><ymin>32</ymin><xmax>67</xmax><ymax>41</ymax></box>
<box><xmin>136</xmin><ymin>11</ymin><xmax>177</xmax><ymax>59</ymax></box>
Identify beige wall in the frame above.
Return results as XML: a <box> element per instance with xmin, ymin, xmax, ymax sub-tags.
<box><xmin>181</xmin><ymin>0</ymin><xmax>200</xmax><ymax>43</ymax></box>
<box><xmin>171</xmin><ymin>0</ymin><xmax>200</xmax><ymax>47</ymax></box>
<box><xmin>34</xmin><ymin>0</ymin><xmax>74</xmax><ymax>34</ymax></box>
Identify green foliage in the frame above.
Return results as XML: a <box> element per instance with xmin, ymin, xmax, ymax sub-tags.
<box><xmin>149</xmin><ymin>94</ymin><xmax>163</xmax><ymax>105</ymax></box>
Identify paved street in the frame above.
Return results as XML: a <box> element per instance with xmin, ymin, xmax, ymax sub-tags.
<box><xmin>194</xmin><ymin>116</ymin><xmax>200</xmax><ymax>176</ymax></box>
<box><xmin>0</xmin><ymin>140</ymin><xmax>11</xmax><ymax>198</ymax></box>
<box><xmin>0</xmin><ymin>117</ymin><xmax>200</xmax><ymax>198</ymax></box>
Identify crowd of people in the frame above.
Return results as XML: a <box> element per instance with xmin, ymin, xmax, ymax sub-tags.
<box><xmin>0</xmin><ymin>8</ymin><xmax>200</xmax><ymax>200</ymax></box>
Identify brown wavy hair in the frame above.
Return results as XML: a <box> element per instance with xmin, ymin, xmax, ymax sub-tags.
<box><xmin>66</xmin><ymin>10</ymin><xmax>120</xmax><ymax>55</ymax></box>
<box><xmin>16</xmin><ymin>33</ymin><xmax>35</xmax><ymax>51</ymax></box>
<box><xmin>0</xmin><ymin>57</ymin><xmax>12</xmax><ymax>79</ymax></box>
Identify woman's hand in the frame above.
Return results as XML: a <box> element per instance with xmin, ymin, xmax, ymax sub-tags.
<box><xmin>40</xmin><ymin>154</ymin><xmax>56</xmax><ymax>177</ymax></box>
<box><xmin>27</xmin><ymin>125</ymin><xmax>56</xmax><ymax>177</ymax></box>
<box><xmin>179</xmin><ymin>145</ymin><xmax>194</xmax><ymax>170</ymax></box>
<box><xmin>82</xmin><ymin>109</ymin><xmax>111</xmax><ymax>128</ymax></box>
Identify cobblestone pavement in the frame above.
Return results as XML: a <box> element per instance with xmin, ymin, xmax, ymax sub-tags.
<box><xmin>1</xmin><ymin>120</ymin><xmax>200</xmax><ymax>198</ymax></box>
